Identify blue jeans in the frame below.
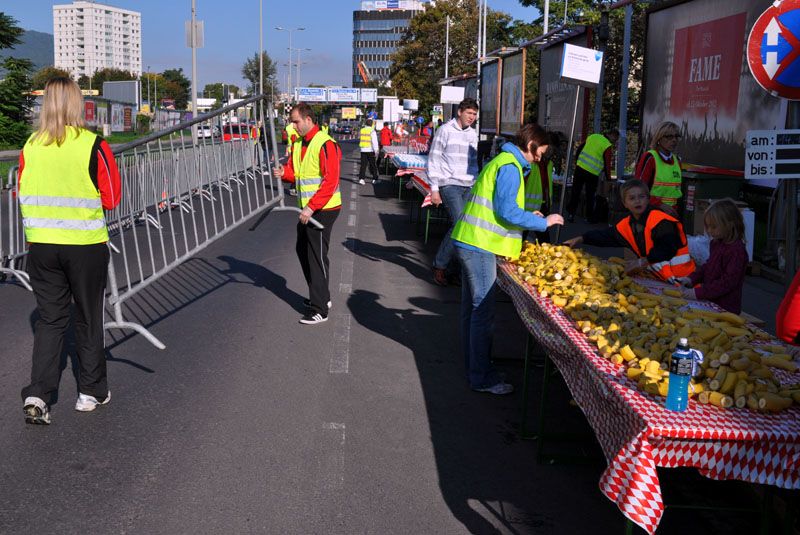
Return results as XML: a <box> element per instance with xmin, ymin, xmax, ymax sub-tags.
<box><xmin>455</xmin><ymin>245</ymin><xmax>501</xmax><ymax>389</ymax></box>
<box><xmin>433</xmin><ymin>185</ymin><xmax>471</xmax><ymax>271</ymax></box>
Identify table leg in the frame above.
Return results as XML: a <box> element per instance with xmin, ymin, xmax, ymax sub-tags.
<box><xmin>520</xmin><ymin>332</ymin><xmax>536</xmax><ymax>440</ymax></box>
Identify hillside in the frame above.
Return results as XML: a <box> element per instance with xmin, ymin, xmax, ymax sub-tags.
<box><xmin>0</xmin><ymin>29</ymin><xmax>54</xmax><ymax>73</ymax></box>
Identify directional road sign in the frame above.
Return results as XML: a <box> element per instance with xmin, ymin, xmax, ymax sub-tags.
<box><xmin>747</xmin><ymin>0</ymin><xmax>800</xmax><ymax>99</ymax></box>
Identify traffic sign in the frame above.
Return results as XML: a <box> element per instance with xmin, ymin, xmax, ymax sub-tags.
<box><xmin>744</xmin><ymin>129</ymin><xmax>800</xmax><ymax>179</ymax></box>
<box><xmin>747</xmin><ymin>0</ymin><xmax>800</xmax><ymax>99</ymax></box>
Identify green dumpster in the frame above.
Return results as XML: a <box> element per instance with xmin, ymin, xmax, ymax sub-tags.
<box><xmin>681</xmin><ymin>167</ymin><xmax>745</xmax><ymax>234</ymax></box>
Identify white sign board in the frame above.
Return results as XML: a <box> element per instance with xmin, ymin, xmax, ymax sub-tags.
<box><xmin>328</xmin><ymin>88</ymin><xmax>360</xmax><ymax>102</ymax></box>
<box><xmin>440</xmin><ymin>85</ymin><xmax>465</xmax><ymax>104</ymax></box>
<box><xmin>382</xmin><ymin>98</ymin><xmax>401</xmax><ymax>123</ymax></box>
<box><xmin>361</xmin><ymin>88</ymin><xmax>378</xmax><ymax>103</ymax></box>
<box><xmin>295</xmin><ymin>87</ymin><xmax>327</xmax><ymax>102</ymax></box>
<box><xmin>560</xmin><ymin>43</ymin><xmax>603</xmax><ymax>87</ymax></box>
<box><xmin>745</xmin><ymin>129</ymin><xmax>800</xmax><ymax>180</ymax></box>
<box><xmin>403</xmin><ymin>99</ymin><xmax>419</xmax><ymax>111</ymax></box>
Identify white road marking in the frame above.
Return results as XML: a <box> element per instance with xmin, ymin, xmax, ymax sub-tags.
<box><xmin>330</xmin><ymin>314</ymin><xmax>351</xmax><ymax>374</ymax></box>
<box><xmin>321</xmin><ymin>423</ymin><xmax>346</xmax><ymax>490</ymax></box>
<box><xmin>350</xmin><ymin>189</ymin><xmax>357</xmax><ymax>200</ymax></box>
<box><xmin>348</xmin><ymin>214</ymin><xmax>356</xmax><ymax>226</ymax></box>
<box><xmin>349</xmin><ymin>201</ymin><xmax>357</xmax><ymax>211</ymax></box>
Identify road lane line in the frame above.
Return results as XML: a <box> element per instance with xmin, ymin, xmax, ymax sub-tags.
<box><xmin>321</xmin><ymin>423</ymin><xmax>346</xmax><ymax>490</ymax></box>
<box><xmin>330</xmin><ymin>314</ymin><xmax>351</xmax><ymax>374</ymax></box>
<box><xmin>348</xmin><ymin>214</ymin><xmax>356</xmax><ymax>226</ymax></box>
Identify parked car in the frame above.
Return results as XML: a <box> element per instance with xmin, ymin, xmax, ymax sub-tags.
<box><xmin>199</xmin><ymin>124</ymin><xmax>219</xmax><ymax>139</ymax></box>
<box><xmin>222</xmin><ymin>123</ymin><xmax>252</xmax><ymax>141</ymax></box>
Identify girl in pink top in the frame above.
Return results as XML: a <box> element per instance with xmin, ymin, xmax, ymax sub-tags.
<box><xmin>678</xmin><ymin>199</ymin><xmax>749</xmax><ymax>314</ymax></box>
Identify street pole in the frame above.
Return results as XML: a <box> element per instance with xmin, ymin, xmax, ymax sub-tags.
<box><xmin>593</xmin><ymin>11</ymin><xmax>609</xmax><ymax>134</ymax></box>
<box><xmin>445</xmin><ymin>15</ymin><xmax>450</xmax><ymax>79</ymax></box>
<box><xmin>616</xmin><ymin>3</ymin><xmax>633</xmax><ymax>180</ymax></box>
<box><xmin>543</xmin><ymin>0</ymin><xmax>550</xmax><ymax>34</ymax></box>
<box><xmin>296</xmin><ymin>48</ymin><xmax>310</xmax><ymax>87</ymax></box>
<box><xmin>191</xmin><ymin>0</ymin><xmax>198</xmax><ymax>140</ymax></box>
<box><xmin>147</xmin><ymin>65</ymin><xmax>151</xmax><ymax>107</ymax></box>
<box><xmin>259</xmin><ymin>0</ymin><xmax>263</xmax><ymax>97</ymax></box>
<box><xmin>476</xmin><ymin>0</ymin><xmax>483</xmax><ymax>133</ymax></box>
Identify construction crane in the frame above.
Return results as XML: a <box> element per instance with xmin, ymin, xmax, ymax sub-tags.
<box><xmin>358</xmin><ymin>61</ymin><xmax>371</xmax><ymax>84</ymax></box>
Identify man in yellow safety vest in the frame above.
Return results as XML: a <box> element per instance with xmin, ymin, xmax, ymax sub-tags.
<box><xmin>567</xmin><ymin>129</ymin><xmax>619</xmax><ymax>223</ymax></box>
<box><xmin>275</xmin><ymin>103</ymin><xmax>342</xmax><ymax>325</ymax></box>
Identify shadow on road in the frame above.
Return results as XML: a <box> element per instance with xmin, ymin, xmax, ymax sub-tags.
<box><xmin>217</xmin><ymin>254</ymin><xmax>305</xmax><ymax>313</ymax></box>
<box><xmin>347</xmin><ymin>288</ymin><xmax>555</xmax><ymax>534</ymax></box>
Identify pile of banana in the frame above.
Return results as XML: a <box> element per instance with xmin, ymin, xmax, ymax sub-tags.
<box><xmin>510</xmin><ymin>241</ymin><xmax>800</xmax><ymax>411</ymax></box>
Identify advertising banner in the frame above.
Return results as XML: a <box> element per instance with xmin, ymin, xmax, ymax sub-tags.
<box><xmin>123</xmin><ymin>106</ymin><xmax>132</xmax><ymax>131</ymax></box>
<box><xmin>296</xmin><ymin>87</ymin><xmax>327</xmax><ymax>102</ymax></box>
<box><xmin>500</xmin><ymin>50</ymin><xmax>526</xmax><ymax>135</ymax></box>
<box><xmin>342</xmin><ymin>107</ymin><xmax>357</xmax><ymax>119</ymax></box>
<box><xmin>96</xmin><ymin>102</ymin><xmax>108</xmax><ymax>126</ymax></box>
<box><xmin>329</xmin><ymin>88</ymin><xmax>360</xmax><ymax>102</ymax></box>
<box><xmin>642</xmin><ymin>0</ymin><xmax>782</xmax><ymax>170</ymax></box>
<box><xmin>84</xmin><ymin>100</ymin><xmax>96</xmax><ymax>126</ymax></box>
<box><xmin>537</xmin><ymin>30</ymin><xmax>591</xmax><ymax>145</ymax></box>
<box><xmin>111</xmin><ymin>103</ymin><xmax>124</xmax><ymax>132</ymax></box>
<box><xmin>480</xmin><ymin>60</ymin><xmax>501</xmax><ymax>134</ymax></box>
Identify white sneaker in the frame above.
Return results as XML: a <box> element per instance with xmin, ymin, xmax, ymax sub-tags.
<box><xmin>75</xmin><ymin>391</ymin><xmax>111</xmax><ymax>412</ymax></box>
<box><xmin>303</xmin><ymin>299</ymin><xmax>332</xmax><ymax>309</ymax></box>
<box><xmin>358</xmin><ymin>179</ymin><xmax>366</xmax><ymax>185</ymax></box>
<box><xmin>472</xmin><ymin>382</ymin><xmax>514</xmax><ymax>395</ymax></box>
<box><xmin>23</xmin><ymin>396</ymin><xmax>51</xmax><ymax>425</ymax></box>
<box><xmin>372</xmin><ymin>179</ymin><xmax>378</xmax><ymax>184</ymax></box>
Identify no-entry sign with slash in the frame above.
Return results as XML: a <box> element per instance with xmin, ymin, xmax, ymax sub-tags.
<box><xmin>748</xmin><ymin>0</ymin><xmax>800</xmax><ymax>99</ymax></box>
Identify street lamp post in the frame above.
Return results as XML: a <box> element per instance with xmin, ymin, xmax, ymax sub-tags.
<box><xmin>275</xmin><ymin>26</ymin><xmax>305</xmax><ymax>97</ymax></box>
<box><xmin>295</xmin><ymin>47</ymin><xmax>311</xmax><ymax>88</ymax></box>
<box><xmin>147</xmin><ymin>65</ymin><xmax>151</xmax><ymax>107</ymax></box>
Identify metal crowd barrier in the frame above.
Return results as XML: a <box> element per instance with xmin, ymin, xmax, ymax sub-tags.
<box><xmin>1</xmin><ymin>94</ymin><xmax>317</xmax><ymax>350</ymax></box>
<box><xmin>105</xmin><ymin>94</ymin><xmax>313</xmax><ymax>349</ymax></box>
<box><xmin>0</xmin><ymin>166</ymin><xmax>32</xmax><ymax>290</ymax></box>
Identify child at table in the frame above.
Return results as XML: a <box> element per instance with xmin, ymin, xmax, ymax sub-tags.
<box><xmin>677</xmin><ymin>199</ymin><xmax>749</xmax><ymax>314</ymax></box>
<box><xmin>563</xmin><ymin>179</ymin><xmax>695</xmax><ymax>282</ymax></box>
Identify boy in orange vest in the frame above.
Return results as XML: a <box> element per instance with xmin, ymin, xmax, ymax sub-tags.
<box><xmin>564</xmin><ymin>179</ymin><xmax>695</xmax><ymax>282</ymax></box>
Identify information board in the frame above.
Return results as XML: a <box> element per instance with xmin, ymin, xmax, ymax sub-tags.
<box><xmin>295</xmin><ymin>87</ymin><xmax>327</xmax><ymax>102</ymax></box>
<box><xmin>480</xmin><ymin>60</ymin><xmax>501</xmax><ymax>134</ymax></box>
<box><xmin>500</xmin><ymin>50</ymin><xmax>526</xmax><ymax>135</ymax></box>
<box><xmin>745</xmin><ymin>129</ymin><xmax>800</xmax><ymax>179</ymax></box>
<box><xmin>329</xmin><ymin>88</ymin><xmax>361</xmax><ymax>102</ymax></box>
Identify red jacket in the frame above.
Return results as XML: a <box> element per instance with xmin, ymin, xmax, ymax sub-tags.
<box><xmin>281</xmin><ymin>125</ymin><xmax>341</xmax><ymax>211</ymax></box>
<box><xmin>18</xmin><ymin>135</ymin><xmax>121</xmax><ymax>211</ymax></box>
<box><xmin>777</xmin><ymin>270</ymin><xmax>800</xmax><ymax>345</ymax></box>
<box><xmin>380</xmin><ymin>127</ymin><xmax>392</xmax><ymax>147</ymax></box>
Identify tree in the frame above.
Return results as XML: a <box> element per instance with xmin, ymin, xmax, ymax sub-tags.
<box><xmin>0</xmin><ymin>12</ymin><xmax>24</xmax><ymax>49</ymax></box>
<box><xmin>31</xmin><ymin>66</ymin><xmax>72</xmax><ymax>89</ymax></box>
<box><xmin>0</xmin><ymin>14</ymin><xmax>32</xmax><ymax>148</ymax></box>
<box><xmin>390</xmin><ymin>0</ymin><xmax>521</xmax><ymax>117</ymax></box>
<box><xmin>241</xmin><ymin>51</ymin><xmax>277</xmax><ymax>97</ymax></box>
<box><xmin>162</xmin><ymin>67</ymin><xmax>190</xmax><ymax>109</ymax></box>
<box><xmin>203</xmin><ymin>82</ymin><xmax>241</xmax><ymax>108</ymax></box>
<box><xmin>141</xmin><ymin>72</ymin><xmax>168</xmax><ymax>108</ymax></box>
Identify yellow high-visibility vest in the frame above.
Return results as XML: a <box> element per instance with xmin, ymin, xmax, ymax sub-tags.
<box><xmin>576</xmin><ymin>133</ymin><xmax>612</xmax><ymax>176</ymax></box>
<box><xmin>452</xmin><ymin>151</ymin><xmax>525</xmax><ymax>259</ymax></box>
<box><xmin>292</xmin><ymin>130</ymin><xmax>342</xmax><ymax>210</ymax></box>
<box><xmin>20</xmin><ymin>127</ymin><xmax>109</xmax><ymax>245</ymax></box>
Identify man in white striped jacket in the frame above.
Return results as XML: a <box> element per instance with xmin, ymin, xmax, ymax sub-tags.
<box><xmin>428</xmin><ymin>98</ymin><xmax>479</xmax><ymax>286</ymax></box>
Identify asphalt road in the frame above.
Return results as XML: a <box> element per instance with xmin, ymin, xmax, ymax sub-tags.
<box><xmin>0</xmin><ymin>142</ymin><xmax>774</xmax><ymax>534</ymax></box>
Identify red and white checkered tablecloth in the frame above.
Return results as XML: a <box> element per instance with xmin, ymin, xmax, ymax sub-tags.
<box><xmin>496</xmin><ymin>261</ymin><xmax>800</xmax><ymax>535</ymax></box>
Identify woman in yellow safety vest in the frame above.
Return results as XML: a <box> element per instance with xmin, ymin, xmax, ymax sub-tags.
<box><xmin>18</xmin><ymin>77</ymin><xmax>122</xmax><ymax>425</ymax></box>
<box><xmin>635</xmin><ymin>121</ymin><xmax>683</xmax><ymax>212</ymax></box>
<box><xmin>451</xmin><ymin>124</ymin><xmax>564</xmax><ymax>395</ymax></box>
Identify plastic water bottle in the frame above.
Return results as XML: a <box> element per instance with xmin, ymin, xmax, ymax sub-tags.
<box><xmin>665</xmin><ymin>338</ymin><xmax>693</xmax><ymax>412</ymax></box>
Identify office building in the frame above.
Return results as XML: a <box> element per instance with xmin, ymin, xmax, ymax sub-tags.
<box><xmin>53</xmin><ymin>1</ymin><xmax>142</xmax><ymax>79</ymax></box>
<box><xmin>352</xmin><ymin>0</ymin><xmax>427</xmax><ymax>87</ymax></box>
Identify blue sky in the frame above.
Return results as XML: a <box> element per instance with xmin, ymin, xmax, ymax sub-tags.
<box><xmin>6</xmin><ymin>0</ymin><xmax>540</xmax><ymax>91</ymax></box>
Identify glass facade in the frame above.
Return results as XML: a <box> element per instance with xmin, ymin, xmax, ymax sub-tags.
<box><xmin>352</xmin><ymin>6</ymin><xmax>425</xmax><ymax>87</ymax></box>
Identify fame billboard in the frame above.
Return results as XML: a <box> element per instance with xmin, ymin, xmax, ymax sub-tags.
<box><xmin>500</xmin><ymin>50</ymin><xmax>526</xmax><ymax>136</ymax></box>
<box><xmin>642</xmin><ymin>0</ymin><xmax>784</xmax><ymax>170</ymax></box>
<box><xmin>480</xmin><ymin>60</ymin><xmax>501</xmax><ymax>134</ymax></box>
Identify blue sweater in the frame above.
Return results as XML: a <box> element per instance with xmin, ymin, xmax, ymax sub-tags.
<box><xmin>455</xmin><ymin>143</ymin><xmax>547</xmax><ymax>253</ymax></box>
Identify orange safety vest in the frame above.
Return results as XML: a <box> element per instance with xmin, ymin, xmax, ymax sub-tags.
<box><xmin>615</xmin><ymin>209</ymin><xmax>696</xmax><ymax>282</ymax></box>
